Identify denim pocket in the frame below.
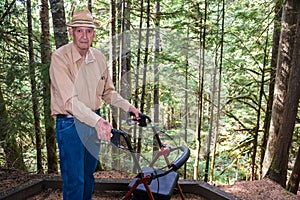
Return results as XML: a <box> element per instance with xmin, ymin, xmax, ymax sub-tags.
<box><xmin>56</xmin><ymin>118</ymin><xmax>79</xmax><ymax>146</ymax></box>
<box><xmin>57</xmin><ymin>118</ymin><xmax>75</xmax><ymax>132</ymax></box>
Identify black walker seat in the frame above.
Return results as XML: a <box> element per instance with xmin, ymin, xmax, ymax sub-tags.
<box><xmin>129</xmin><ymin>169</ymin><xmax>179</xmax><ymax>200</ymax></box>
<box><xmin>110</xmin><ymin>113</ymin><xmax>190</xmax><ymax>200</ymax></box>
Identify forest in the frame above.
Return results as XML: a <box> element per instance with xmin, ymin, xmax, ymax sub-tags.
<box><xmin>0</xmin><ymin>0</ymin><xmax>300</xmax><ymax>196</ymax></box>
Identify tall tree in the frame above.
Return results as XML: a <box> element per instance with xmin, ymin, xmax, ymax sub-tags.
<box><xmin>49</xmin><ymin>0</ymin><xmax>68</xmax><ymax>49</ymax></box>
<box><xmin>119</xmin><ymin>0</ymin><xmax>131</xmax><ymax>127</ymax></box>
<box><xmin>210</xmin><ymin>0</ymin><xmax>225</xmax><ymax>183</ymax></box>
<box><xmin>0</xmin><ymin>0</ymin><xmax>27</xmax><ymax>171</ymax></box>
<box><xmin>251</xmin><ymin>33</ymin><xmax>268</xmax><ymax>180</ymax></box>
<box><xmin>261</xmin><ymin>1</ymin><xmax>282</xmax><ymax>177</ymax></box>
<box><xmin>27</xmin><ymin>0</ymin><xmax>43</xmax><ymax>173</ymax></box>
<box><xmin>194</xmin><ymin>0</ymin><xmax>207</xmax><ymax>180</ymax></box>
<box><xmin>287</xmin><ymin>145</ymin><xmax>300</xmax><ymax>194</ymax></box>
<box><xmin>265</xmin><ymin>0</ymin><xmax>300</xmax><ymax>187</ymax></box>
<box><xmin>133</xmin><ymin>0</ymin><xmax>144</xmax><ymax>157</ymax></box>
<box><xmin>153</xmin><ymin>1</ymin><xmax>160</xmax><ymax>123</ymax></box>
<box><xmin>140</xmin><ymin>0</ymin><xmax>150</xmax><ymax>114</ymax></box>
<box><xmin>110</xmin><ymin>0</ymin><xmax>119</xmax><ymax>129</ymax></box>
<box><xmin>263</xmin><ymin>0</ymin><xmax>298</xmax><ymax>176</ymax></box>
<box><xmin>205</xmin><ymin>38</ymin><xmax>217</xmax><ymax>183</ymax></box>
<box><xmin>40</xmin><ymin>0</ymin><xmax>58</xmax><ymax>173</ymax></box>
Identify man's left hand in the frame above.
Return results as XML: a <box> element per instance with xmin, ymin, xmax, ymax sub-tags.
<box><xmin>128</xmin><ymin>106</ymin><xmax>141</xmax><ymax>120</ymax></box>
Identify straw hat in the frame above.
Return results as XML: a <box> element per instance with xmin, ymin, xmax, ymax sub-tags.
<box><xmin>66</xmin><ymin>9</ymin><xmax>100</xmax><ymax>28</ymax></box>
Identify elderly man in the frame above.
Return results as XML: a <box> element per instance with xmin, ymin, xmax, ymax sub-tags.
<box><xmin>50</xmin><ymin>9</ymin><xmax>140</xmax><ymax>200</ymax></box>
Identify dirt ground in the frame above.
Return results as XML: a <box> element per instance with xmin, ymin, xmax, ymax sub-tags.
<box><xmin>1</xmin><ymin>167</ymin><xmax>300</xmax><ymax>200</ymax></box>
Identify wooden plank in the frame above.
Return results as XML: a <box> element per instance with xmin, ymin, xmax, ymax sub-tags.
<box><xmin>179</xmin><ymin>180</ymin><xmax>239</xmax><ymax>200</ymax></box>
<box><xmin>0</xmin><ymin>179</ymin><xmax>44</xmax><ymax>200</ymax></box>
<box><xmin>0</xmin><ymin>177</ymin><xmax>238</xmax><ymax>200</ymax></box>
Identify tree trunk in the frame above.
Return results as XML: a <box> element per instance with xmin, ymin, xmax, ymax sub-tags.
<box><xmin>194</xmin><ymin>0</ymin><xmax>207</xmax><ymax>180</ymax></box>
<box><xmin>49</xmin><ymin>0</ymin><xmax>68</xmax><ymax>49</ymax></box>
<box><xmin>134</xmin><ymin>0</ymin><xmax>144</xmax><ymax>159</ymax></box>
<box><xmin>88</xmin><ymin>0</ymin><xmax>92</xmax><ymax>12</ymax></box>
<box><xmin>40</xmin><ymin>0</ymin><xmax>58</xmax><ymax>173</ymax></box>
<box><xmin>261</xmin><ymin>1</ymin><xmax>282</xmax><ymax>177</ymax></box>
<box><xmin>119</xmin><ymin>0</ymin><xmax>131</xmax><ymax>127</ymax></box>
<box><xmin>265</xmin><ymin>0</ymin><xmax>300</xmax><ymax>187</ymax></box>
<box><xmin>140</xmin><ymin>0</ymin><xmax>150</xmax><ymax>114</ymax></box>
<box><xmin>287</xmin><ymin>145</ymin><xmax>300</xmax><ymax>194</ymax></box>
<box><xmin>184</xmin><ymin>25</ymin><xmax>189</xmax><ymax>179</ymax></box>
<box><xmin>154</xmin><ymin>1</ymin><xmax>160</xmax><ymax>124</ymax></box>
<box><xmin>205</xmin><ymin>43</ymin><xmax>217</xmax><ymax>183</ymax></box>
<box><xmin>210</xmin><ymin>0</ymin><xmax>225</xmax><ymax>183</ymax></box>
<box><xmin>252</xmin><ymin>33</ymin><xmax>268</xmax><ymax>180</ymax></box>
<box><xmin>110</xmin><ymin>0</ymin><xmax>118</xmax><ymax>129</ymax></box>
<box><xmin>263</xmin><ymin>0</ymin><xmax>298</xmax><ymax>178</ymax></box>
<box><xmin>27</xmin><ymin>0</ymin><xmax>43</xmax><ymax>173</ymax></box>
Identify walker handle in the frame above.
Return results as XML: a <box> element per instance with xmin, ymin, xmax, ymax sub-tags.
<box><xmin>152</xmin><ymin>145</ymin><xmax>190</xmax><ymax>179</ymax></box>
<box><xmin>110</xmin><ymin>128</ymin><xmax>142</xmax><ymax>171</ymax></box>
<box><xmin>128</xmin><ymin>112</ymin><xmax>152</xmax><ymax>127</ymax></box>
<box><xmin>110</xmin><ymin>129</ymin><xmax>134</xmax><ymax>152</ymax></box>
<box><xmin>170</xmin><ymin>145</ymin><xmax>190</xmax><ymax>171</ymax></box>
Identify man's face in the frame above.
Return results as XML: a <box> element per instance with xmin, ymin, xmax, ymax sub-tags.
<box><xmin>69</xmin><ymin>27</ymin><xmax>96</xmax><ymax>52</ymax></box>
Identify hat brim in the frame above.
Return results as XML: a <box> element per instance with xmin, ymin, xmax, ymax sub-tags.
<box><xmin>66</xmin><ymin>21</ymin><xmax>100</xmax><ymax>28</ymax></box>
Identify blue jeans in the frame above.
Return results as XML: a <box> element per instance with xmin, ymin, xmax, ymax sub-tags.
<box><xmin>56</xmin><ymin>117</ymin><xmax>100</xmax><ymax>200</ymax></box>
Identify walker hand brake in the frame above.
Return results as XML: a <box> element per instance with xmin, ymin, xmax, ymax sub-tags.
<box><xmin>127</xmin><ymin>113</ymin><xmax>151</xmax><ymax>127</ymax></box>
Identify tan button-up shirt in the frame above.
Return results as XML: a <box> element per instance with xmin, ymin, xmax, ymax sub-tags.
<box><xmin>50</xmin><ymin>43</ymin><xmax>131</xmax><ymax>127</ymax></box>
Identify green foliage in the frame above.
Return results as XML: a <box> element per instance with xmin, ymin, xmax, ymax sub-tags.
<box><xmin>0</xmin><ymin>1</ymin><xmax>45</xmax><ymax>171</ymax></box>
<box><xmin>1</xmin><ymin>0</ymin><xmax>296</xmax><ymax>186</ymax></box>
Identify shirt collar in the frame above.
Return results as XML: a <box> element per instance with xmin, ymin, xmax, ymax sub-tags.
<box><xmin>71</xmin><ymin>43</ymin><xmax>96</xmax><ymax>64</ymax></box>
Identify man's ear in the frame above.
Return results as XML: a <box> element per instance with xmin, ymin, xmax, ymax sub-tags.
<box><xmin>93</xmin><ymin>29</ymin><xmax>96</xmax><ymax>38</ymax></box>
<box><xmin>68</xmin><ymin>28</ymin><xmax>73</xmax><ymax>39</ymax></box>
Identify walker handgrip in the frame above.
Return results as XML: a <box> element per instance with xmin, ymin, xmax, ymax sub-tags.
<box><xmin>170</xmin><ymin>145</ymin><xmax>190</xmax><ymax>171</ymax></box>
<box><xmin>129</xmin><ymin>112</ymin><xmax>152</xmax><ymax>127</ymax></box>
<box><xmin>111</xmin><ymin>129</ymin><xmax>134</xmax><ymax>152</ymax></box>
<box><xmin>110</xmin><ymin>128</ymin><xmax>142</xmax><ymax>171</ymax></box>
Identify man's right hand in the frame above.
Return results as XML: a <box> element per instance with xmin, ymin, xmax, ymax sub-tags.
<box><xmin>95</xmin><ymin>118</ymin><xmax>112</xmax><ymax>141</ymax></box>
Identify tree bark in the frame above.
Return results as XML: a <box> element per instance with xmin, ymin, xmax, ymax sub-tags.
<box><xmin>252</xmin><ymin>33</ymin><xmax>268</xmax><ymax>180</ymax></box>
<box><xmin>110</xmin><ymin>0</ymin><xmax>118</xmax><ymax>129</ymax></box>
<box><xmin>49</xmin><ymin>0</ymin><xmax>68</xmax><ymax>49</ymax></box>
<box><xmin>194</xmin><ymin>0</ymin><xmax>207</xmax><ymax>180</ymax></box>
<box><xmin>263</xmin><ymin>0</ymin><xmax>298</xmax><ymax>178</ymax></box>
<box><xmin>27</xmin><ymin>0</ymin><xmax>43</xmax><ymax>173</ymax></box>
<box><xmin>40</xmin><ymin>0</ymin><xmax>58</xmax><ymax>173</ymax></box>
<box><xmin>140</xmin><ymin>0</ymin><xmax>150</xmax><ymax>114</ymax></box>
<box><xmin>261</xmin><ymin>1</ymin><xmax>282</xmax><ymax>177</ymax></box>
<box><xmin>154</xmin><ymin>1</ymin><xmax>160</xmax><ymax>124</ymax></box>
<box><xmin>287</xmin><ymin>146</ymin><xmax>300</xmax><ymax>194</ymax></box>
<box><xmin>210</xmin><ymin>0</ymin><xmax>225</xmax><ymax>183</ymax></box>
<box><xmin>265</xmin><ymin>0</ymin><xmax>300</xmax><ymax>187</ymax></box>
<box><xmin>119</xmin><ymin>0</ymin><xmax>131</xmax><ymax>127</ymax></box>
<box><xmin>133</xmin><ymin>0</ymin><xmax>144</xmax><ymax>159</ymax></box>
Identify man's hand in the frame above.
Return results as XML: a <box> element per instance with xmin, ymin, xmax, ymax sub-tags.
<box><xmin>95</xmin><ymin>118</ymin><xmax>112</xmax><ymax>141</ymax></box>
<box><xmin>128</xmin><ymin>106</ymin><xmax>141</xmax><ymax>120</ymax></box>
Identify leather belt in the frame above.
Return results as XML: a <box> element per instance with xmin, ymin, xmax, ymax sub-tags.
<box><xmin>56</xmin><ymin>114</ymin><xmax>73</xmax><ymax>118</ymax></box>
<box><xmin>56</xmin><ymin>109</ymin><xmax>100</xmax><ymax>118</ymax></box>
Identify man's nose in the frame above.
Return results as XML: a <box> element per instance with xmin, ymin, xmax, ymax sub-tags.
<box><xmin>82</xmin><ymin>30</ymin><xmax>87</xmax><ymax>39</ymax></box>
